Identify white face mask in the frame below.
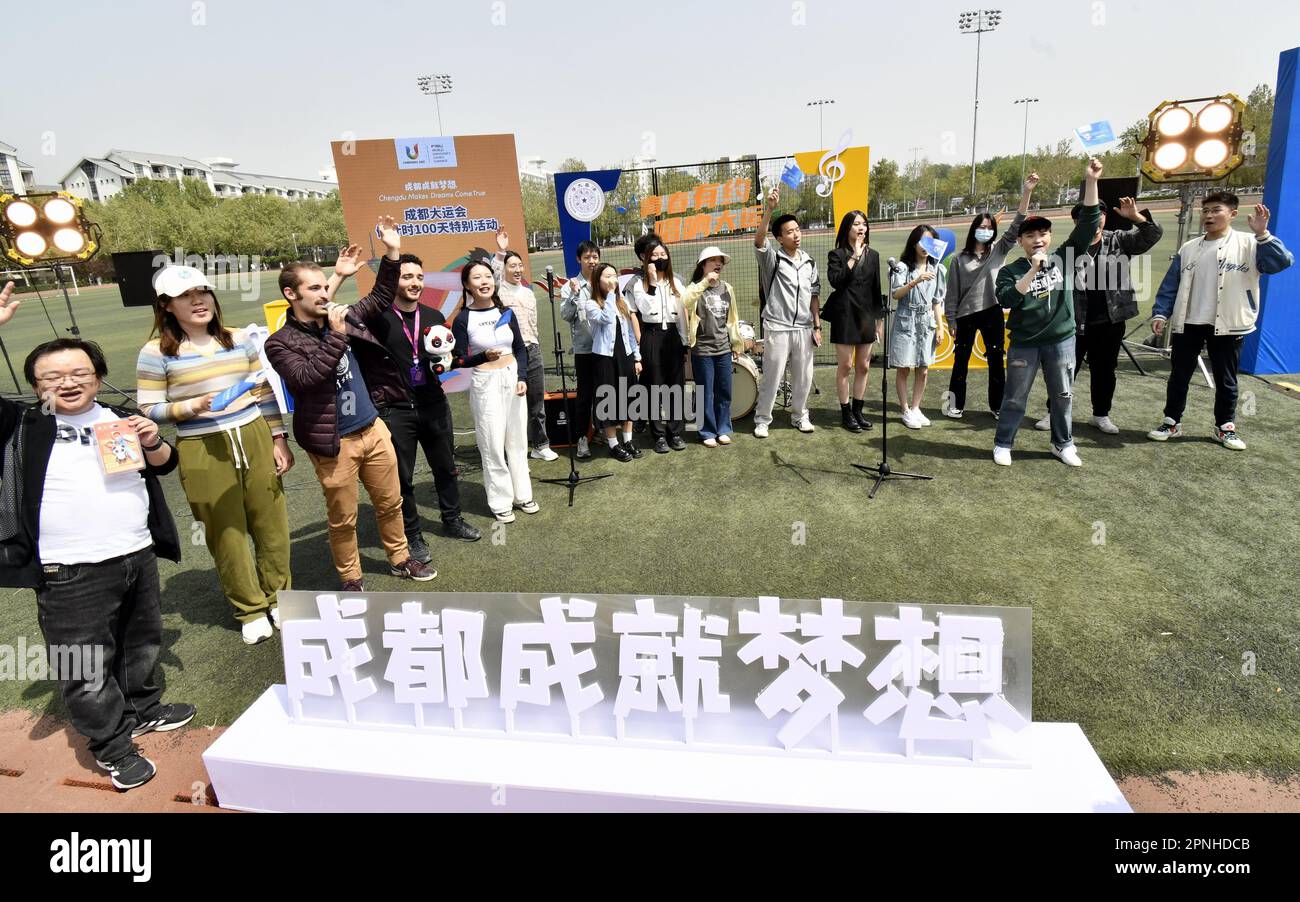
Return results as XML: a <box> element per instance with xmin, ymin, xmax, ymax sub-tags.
<box><xmin>974</xmin><ymin>228</ymin><xmax>995</xmax><ymax>244</ymax></box>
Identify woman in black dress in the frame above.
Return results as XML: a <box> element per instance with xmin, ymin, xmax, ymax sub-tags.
<box><xmin>822</xmin><ymin>210</ymin><xmax>885</xmax><ymax>432</ymax></box>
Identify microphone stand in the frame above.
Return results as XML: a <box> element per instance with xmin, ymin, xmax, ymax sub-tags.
<box><xmin>852</xmin><ymin>260</ymin><xmax>932</xmax><ymax>498</ymax></box>
<box><xmin>538</xmin><ymin>267</ymin><xmax>611</xmax><ymax>506</ymax></box>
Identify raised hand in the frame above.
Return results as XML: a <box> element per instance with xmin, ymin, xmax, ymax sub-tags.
<box><xmin>0</xmin><ymin>281</ymin><xmax>19</xmax><ymax>327</ymax></box>
<box><xmin>376</xmin><ymin>215</ymin><xmax>400</xmax><ymax>254</ymax></box>
<box><xmin>766</xmin><ymin>184</ymin><xmax>780</xmax><ymax>207</ymax></box>
<box><xmin>1247</xmin><ymin>203</ymin><xmax>1270</xmax><ymax>236</ymax></box>
<box><xmin>495</xmin><ymin>228</ymin><xmax>509</xmax><ymax>252</ymax></box>
<box><xmin>1115</xmin><ymin>196</ymin><xmax>1144</xmax><ymax>222</ymax></box>
<box><xmin>1024</xmin><ymin>171</ymin><xmax>1040</xmax><ymax>191</ymax></box>
<box><xmin>1085</xmin><ymin>157</ymin><xmax>1103</xmax><ymax>181</ymax></box>
<box><xmin>333</xmin><ymin>244</ymin><xmax>365</xmax><ymax>277</ymax></box>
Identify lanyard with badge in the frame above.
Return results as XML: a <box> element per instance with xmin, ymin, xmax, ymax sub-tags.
<box><xmin>401</xmin><ymin>306</ymin><xmax>425</xmax><ymax>385</ymax></box>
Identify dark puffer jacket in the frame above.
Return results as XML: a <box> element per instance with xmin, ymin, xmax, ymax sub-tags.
<box><xmin>264</xmin><ymin>255</ymin><xmax>410</xmax><ymax>458</ymax></box>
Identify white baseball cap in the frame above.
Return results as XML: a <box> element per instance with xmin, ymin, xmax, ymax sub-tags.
<box><xmin>153</xmin><ymin>265</ymin><xmax>215</xmax><ymax>299</ymax></box>
<box><xmin>696</xmin><ymin>245</ymin><xmax>730</xmax><ymax>265</ymax></box>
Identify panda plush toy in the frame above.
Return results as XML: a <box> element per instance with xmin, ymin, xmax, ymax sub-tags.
<box><xmin>422</xmin><ymin>324</ymin><xmax>455</xmax><ymax>377</ymax></box>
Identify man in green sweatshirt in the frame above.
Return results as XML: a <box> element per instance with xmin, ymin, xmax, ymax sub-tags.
<box><xmin>992</xmin><ymin>157</ymin><xmax>1105</xmax><ymax>467</ymax></box>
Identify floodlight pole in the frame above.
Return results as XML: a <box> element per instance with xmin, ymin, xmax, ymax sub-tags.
<box><xmin>960</xmin><ymin>10</ymin><xmax>1002</xmax><ymax>199</ymax></box>
<box><xmin>1015</xmin><ymin>98</ymin><xmax>1039</xmax><ymax>184</ymax></box>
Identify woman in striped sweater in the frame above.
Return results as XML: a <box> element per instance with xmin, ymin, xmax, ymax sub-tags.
<box><xmin>136</xmin><ymin>266</ymin><xmax>293</xmax><ymax>645</ymax></box>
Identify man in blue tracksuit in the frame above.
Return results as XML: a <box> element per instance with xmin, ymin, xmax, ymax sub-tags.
<box><xmin>1147</xmin><ymin>192</ymin><xmax>1293</xmax><ymax>450</ymax></box>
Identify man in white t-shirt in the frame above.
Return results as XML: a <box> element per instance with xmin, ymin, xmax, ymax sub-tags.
<box><xmin>0</xmin><ymin>282</ymin><xmax>194</xmax><ymax>791</ymax></box>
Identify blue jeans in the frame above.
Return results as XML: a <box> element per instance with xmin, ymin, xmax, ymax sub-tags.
<box><xmin>693</xmin><ymin>352</ymin><xmax>733</xmax><ymax>439</ymax></box>
<box><xmin>35</xmin><ymin>547</ymin><xmax>164</xmax><ymax>763</ymax></box>
<box><xmin>995</xmin><ymin>335</ymin><xmax>1076</xmax><ymax>451</ymax></box>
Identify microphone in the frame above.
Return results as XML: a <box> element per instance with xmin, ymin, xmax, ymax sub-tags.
<box><xmin>887</xmin><ymin>257</ymin><xmax>902</xmax><ymax>273</ymax></box>
<box><xmin>545</xmin><ymin>265</ymin><xmax>554</xmax><ymax>274</ymax></box>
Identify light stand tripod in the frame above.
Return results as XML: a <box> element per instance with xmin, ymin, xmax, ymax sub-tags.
<box><xmin>537</xmin><ymin>267</ymin><xmax>610</xmax><ymax>506</ymax></box>
<box><xmin>852</xmin><ymin>260</ymin><xmax>932</xmax><ymax>498</ymax></box>
<box><xmin>54</xmin><ymin>265</ymin><xmax>133</xmax><ymax>404</ymax></box>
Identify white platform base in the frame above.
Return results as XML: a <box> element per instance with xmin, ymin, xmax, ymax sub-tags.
<box><xmin>203</xmin><ymin>687</ymin><xmax>1131</xmax><ymax>812</ymax></box>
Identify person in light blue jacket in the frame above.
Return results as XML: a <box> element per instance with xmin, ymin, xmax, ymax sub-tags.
<box><xmin>582</xmin><ymin>263</ymin><xmax>642</xmax><ymax>463</ymax></box>
<box><xmin>1147</xmin><ymin>193</ymin><xmax>1293</xmax><ymax>451</ymax></box>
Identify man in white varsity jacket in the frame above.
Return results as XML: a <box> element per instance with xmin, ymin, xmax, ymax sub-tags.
<box><xmin>1147</xmin><ymin>192</ymin><xmax>1293</xmax><ymax>450</ymax></box>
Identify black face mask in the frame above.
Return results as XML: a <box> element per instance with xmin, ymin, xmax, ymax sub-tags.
<box><xmin>651</xmin><ymin>259</ymin><xmax>669</xmax><ymax>273</ymax></box>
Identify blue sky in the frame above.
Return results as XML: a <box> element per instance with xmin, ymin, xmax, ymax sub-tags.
<box><xmin>6</xmin><ymin>0</ymin><xmax>1297</xmax><ymax>183</ymax></box>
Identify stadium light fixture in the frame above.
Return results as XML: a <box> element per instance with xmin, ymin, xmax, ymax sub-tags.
<box><xmin>1140</xmin><ymin>94</ymin><xmax>1246</xmax><ymax>182</ymax></box>
<box><xmin>0</xmin><ymin>191</ymin><xmax>100</xmax><ymax>267</ymax></box>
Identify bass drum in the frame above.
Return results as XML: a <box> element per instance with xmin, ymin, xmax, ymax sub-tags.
<box><xmin>731</xmin><ymin>355</ymin><xmax>761</xmax><ymax>419</ymax></box>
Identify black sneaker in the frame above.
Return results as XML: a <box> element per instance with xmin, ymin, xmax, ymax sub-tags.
<box><xmin>609</xmin><ymin>443</ymin><xmax>633</xmax><ymax>463</ymax></box>
<box><xmin>653</xmin><ymin>438</ymin><xmax>670</xmax><ymax>454</ymax></box>
<box><xmin>442</xmin><ymin>517</ymin><xmax>482</xmax><ymax>542</ymax></box>
<box><xmin>96</xmin><ymin>749</ymin><xmax>157</xmax><ymax>791</ymax></box>
<box><xmin>668</xmin><ymin>436</ymin><xmax>687</xmax><ymax>451</ymax></box>
<box><xmin>391</xmin><ymin>558</ymin><xmax>437</xmax><ymax>581</ymax></box>
<box><xmin>623</xmin><ymin>440</ymin><xmax>643</xmax><ymax>459</ymax></box>
<box><xmin>131</xmin><ymin>703</ymin><xmax>197</xmax><ymax>738</ymax></box>
<box><xmin>406</xmin><ymin>533</ymin><xmax>432</xmax><ymax>564</ymax></box>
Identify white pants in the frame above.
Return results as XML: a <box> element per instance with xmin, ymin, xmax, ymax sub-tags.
<box><xmin>468</xmin><ymin>363</ymin><xmax>532</xmax><ymax>514</ymax></box>
<box><xmin>755</xmin><ymin>328</ymin><xmax>815</xmax><ymax>426</ymax></box>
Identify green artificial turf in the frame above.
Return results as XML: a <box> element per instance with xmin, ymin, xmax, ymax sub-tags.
<box><xmin>1</xmin><ymin>210</ymin><xmax>1296</xmax><ymax>778</ymax></box>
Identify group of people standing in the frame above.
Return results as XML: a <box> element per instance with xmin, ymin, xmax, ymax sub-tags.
<box><xmin>0</xmin><ymin>154</ymin><xmax>1289</xmax><ymax>794</ymax></box>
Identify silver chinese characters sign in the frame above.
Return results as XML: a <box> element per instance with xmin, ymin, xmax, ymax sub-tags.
<box><xmin>279</xmin><ymin>592</ymin><xmax>1032</xmax><ymax>766</ymax></box>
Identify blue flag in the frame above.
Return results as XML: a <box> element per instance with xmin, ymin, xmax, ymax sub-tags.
<box><xmin>919</xmin><ymin>235</ymin><xmax>949</xmax><ymax>262</ymax></box>
<box><xmin>780</xmin><ymin>161</ymin><xmax>804</xmax><ymax>190</ymax></box>
<box><xmin>1075</xmin><ymin>121</ymin><xmax>1117</xmax><ymax>149</ymax></box>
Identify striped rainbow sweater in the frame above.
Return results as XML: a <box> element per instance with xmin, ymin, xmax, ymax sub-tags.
<box><xmin>136</xmin><ymin>328</ymin><xmax>286</xmax><ymax>438</ymax></box>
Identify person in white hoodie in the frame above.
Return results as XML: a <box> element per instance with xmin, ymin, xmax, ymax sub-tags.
<box><xmin>1147</xmin><ymin>193</ymin><xmax>1293</xmax><ymax>450</ymax></box>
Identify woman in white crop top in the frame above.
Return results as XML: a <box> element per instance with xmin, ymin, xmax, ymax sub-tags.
<box><xmin>451</xmin><ymin>260</ymin><xmax>537</xmax><ymax>522</ymax></box>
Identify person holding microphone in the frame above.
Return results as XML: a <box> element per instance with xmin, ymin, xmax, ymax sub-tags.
<box><xmin>992</xmin><ymin>158</ymin><xmax>1106</xmax><ymax>467</ymax></box>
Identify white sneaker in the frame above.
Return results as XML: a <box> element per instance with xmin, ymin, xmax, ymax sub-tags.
<box><xmin>513</xmin><ymin>499</ymin><xmax>540</xmax><ymax>514</ymax></box>
<box><xmin>1052</xmin><ymin>444</ymin><xmax>1083</xmax><ymax>467</ymax></box>
<box><xmin>269</xmin><ymin>607</ymin><xmax>281</xmax><ymax>630</ymax></box>
<box><xmin>702</xmin><ymin>437</ymin><xmax>718</xmax><ymax>448</ymax></box>
<box><xmin>1215</xmin><ymin>423</ymin><xmax>1247</xmax><ymax>451</ymax></box>
<box><xmin>529</xmin><ymin>446</ymin><xmax>559</xmax><ymax>461</ymax></box>
<box><xmin>493</xmin><ymin>509</ymin><xmax>516</xmax><ymax>523</ymax></box>
<box><xmin>242</xmin><ymin>617</ymin><xmax>274</xmax><ymax>645</ymax></box>
<box><xmin>944</xmin><ymin>407</ymin><xmax>964</xmax><ymax>419</ymax></box>
<box><xmin>993</xmin><ymin>446</ymin><xmax>1012</xmax><ymax>466</ymax></box>
<box><xmin>792</xmin><ymin>416</ymin><xmax>815</xmax><ymax>433</ymax></box>
<box><xmin>901</xmin><ymin>408</ymin><xmax>922</xmax><ymax>430</ymax></box>
<box><xmin>754</xmin><ymin>423</ymin><xmax>769</xmax><ymax>438</ymax></box>
<box><xmin>1034</xmin><ymin>415</ymin><xmax>1051</xmax><ymax>431</ymax></box>
<box><xmin>717</xmin><ymin>435</ymin><xmax>732</xmax><ymax>445</ymax></box>
<box><xmin>1090</xmin><ymin>415</ymin><xmax>1119</xmax><ymax>434</ymax></box>
<box><xmin>912</xmin><ymin>408</ymin><xmax>932</xmax><ymax>426</ymax></box>
<box><xmin>576</xmin><ymin>437</ymin><xmax>591</xmax><ymax>459</ymax></box>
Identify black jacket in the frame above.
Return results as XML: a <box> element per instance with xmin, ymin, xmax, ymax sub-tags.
<box><xmin>0</xmin><ymin>398</ymin><xmax>180</xmax><ymax>589</ymax></box>
<box><xmin>822</xmin><ymin>246</ymin><xmax>885</xmax><ymax>343</ymax></box>
<box><xmin>369</xmin><ymin>303</ymin><xmax>450</xmax><ymax>412</ymax></box>
<box><xmin>1072</xmin><ymin>212</ymin><xmax>1164</xmax><ymax>328</ymax></box>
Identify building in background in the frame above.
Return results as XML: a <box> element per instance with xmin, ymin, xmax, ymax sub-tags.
<box><xmin>60</xmin><ymin>149</ymin><xmax>336</xmax><ymax>203</ymax></box>
<box><xmin>519</xmin><ymin>156</ymin><xmax>552</xmax><ymax>186</ymax></box>
<box><xmin>0</xmin><ymin>141</ymin><xmax>35</xmax><ymax>196</ymax></box>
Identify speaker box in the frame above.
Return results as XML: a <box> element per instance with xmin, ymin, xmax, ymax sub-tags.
<box><xmin>112</xmin><ymin>250</ymin><xmax>165</xmax><ymax>307</ymax></box>
<box><xmin>543</xmin><ymin>390</ymin><xmax>592</xmax><ymax>448</ymax></box>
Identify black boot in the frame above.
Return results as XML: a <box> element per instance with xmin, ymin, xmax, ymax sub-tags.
<box><xmin>840</xmin><ymin>403</ymin><xmax>862</xmax><ymax>433</ymax></box>
<box><xmin>852</xmin><ymin>398</ymin><xmax>873</xmax><ymax>430</ymax></box>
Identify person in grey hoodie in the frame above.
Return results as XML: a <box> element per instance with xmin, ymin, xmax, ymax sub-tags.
<box><xmin>944</xmin><ymin>173</ymin><xmax>1038</xmax><ymax>419</ymax></box>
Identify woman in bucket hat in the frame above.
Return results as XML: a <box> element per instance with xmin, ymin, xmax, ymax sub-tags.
<box><xmin>135</xmin><ymin>265</ymin><xmax>293</xmax><ymax>645</ymax></box>
<box><xmin>681</xmin><ymin>247</ymin><xmax>745</xmax><ymax>447</ymax></box>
